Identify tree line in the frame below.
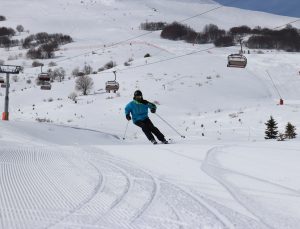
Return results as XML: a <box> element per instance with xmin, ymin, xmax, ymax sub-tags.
<box><xmin>141</xmin><ymin>21</ymin><xmax>300</xmax><ymax>52</ymax></box>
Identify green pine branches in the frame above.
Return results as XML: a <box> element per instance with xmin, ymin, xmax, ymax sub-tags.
<box><xmin>264</xmin><ymin>116</ymin><xmax>297</xmax><ymax>140</ymax></box>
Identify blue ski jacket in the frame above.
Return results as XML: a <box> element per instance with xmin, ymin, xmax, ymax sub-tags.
<box><xmin>125</xmin><ymin>100</ymin><xmax>156</xmax><ymax>123</ymax></box>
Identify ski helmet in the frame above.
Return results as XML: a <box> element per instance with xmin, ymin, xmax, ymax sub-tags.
<box><xmin>134</xmin><ymin>90</ymin><xmax>143</xmax><ymax>97</ymax></box>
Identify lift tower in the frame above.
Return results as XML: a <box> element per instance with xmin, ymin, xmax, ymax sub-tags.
<box><xmin>0</xmin><ymin>65</ymin><xmax>21</xmax><ymax>120</ymax></box>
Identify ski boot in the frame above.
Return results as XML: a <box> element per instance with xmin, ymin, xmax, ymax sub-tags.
<box><xmin>151</xmin><ymin>139</ymin><xmax>158</xmax><ymax>145</ymax></box>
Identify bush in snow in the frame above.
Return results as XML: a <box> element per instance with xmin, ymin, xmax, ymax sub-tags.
<box><xmin>22</xmin><ymin>32</ymin><xmax>72</xmax><ymax>49</ymax></box>
<box><xmin>161</xmin><ymin>22</ymin><xmax>197</xmax><ymax>42</ymax></box>
<box><xmin>277</xmin><ymin>133</ymin><xmax>286</xmax><ymax>141</ymax></box>
<box><xmin>0</xmin><ymin>27</ymin><xmax>15</xmax><ymax>37</ymax></box>
<box><xmin>124</xmin><ymin>58</ymin><xmax>133</xmax><ymax>66</ymax></box>
<box><xmin>264</xmin><ymin>116</ymin><xmax>278</xmax><ymax>139</ymax></box>
<box><xmin>48</xmin><ymin>61</ymin><xmax>57</xmax><ymax>67</ymax></box>
<box><xmin>229</xmin><ymin>25</ymin><xmax>252</xmax><ymax>37</ymax></box>
<box><xmin>75</xmin><ymin>75</ymin><xmax>94</xmax><ymax>95</ymax></box>
<box><xmin>144</xmin><ymin>53</ymin><xmax>151</xmax><ymax>58</ymax></box>
<box><xmin>0</xmin><ymin>15</ymin><xmax>6</xmax><ymax>21</ymax></box>
<box><xmin>68</xmin><ymin>92</ymin><xmax>78</xmax><ymax>101</ymax></box>
<box><xmin>246</xmin><ymin>26</ymin><xmax>300</xmax><ymax>52</ymax></box>
<box><xmin>12</xmin><ymin>75</ymin><xmax>18</xmax><ymax>82</ymax></box>
<box><xmin>214</xmin><ymin>35</ymin><xmax>234</xmax><ymax>47</ymax></box>
<box><xmin>16</xmin><ymin>25</ymin><xmax>24</xmax><ymax>33</ymax></box>
<box><xmin>52</xmin><ymin>67</ymin><xmax>66</xmax><ymax>82</ymax></box>
<box><xmin>83</xmin><ymin>64</ymin><xmax>93</xmax><ymax>75</ymax></box>
<box><xmin>140</xmin><ymin>21</ymin><xmax>166</xmax><ymax>31</ymax></box>
<box><xmin>26</xmin><ymin>41</ymin><xmax>58</xmax><ymax>59</ymax></box>
<box><xmin>202</xmin><ymin>24</ymin><xmax>226</xmax><ymax>43</ymax></box>
<box><xmin>32</xmin><ymin>61</ymin><xmax>44</xmax><ymax>67</ymax></box>
<box><xmin>104</xmin><ymin>60</ymin><xmax>116</xmax><ymax>70</ymax></box>
<box><xmin>98</xmin><ymin>61</ymin><xmax>117</xmax><ymax>72</ymax></box>
<box><xmin>285</xmin><ymin>122</ymin><xmax>297</xmax><ymax>139</ymax></box>
<box><xmin>72</xmin><ymin>67</ymin><xmax>81</xmax><ymax>77</ymax></box>
<box><xmin>124</xmin><ymin>61</ymin><xmax>131</xmax><ymax>66</ymax></box>
<box><xmin>36</xmin><ymin>117</ymin><xmax>52</xmax><ymax>123</ymax></box>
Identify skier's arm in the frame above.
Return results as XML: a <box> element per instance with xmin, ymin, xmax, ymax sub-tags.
<box><xmin>125</xmin><ymin>103</ymin><xmax>132</xmax><ymax>120</ymax></box>
<box><xmin>141</xmin><ymin>99</ymin><xmax>157</xmax><ymax>113</ymax></box>
<box><xmin>147</xmin><ymin>101</ymin><xmax>157</xmax><ymax>113</ymax></box>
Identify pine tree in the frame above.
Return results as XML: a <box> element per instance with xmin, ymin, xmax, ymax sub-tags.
<box><xmin>265</xmin><ymin>116</ymin><xmax>278</xmax><ymax>139</ymax></box>
<box><xmin>285</xmin><ymin>122</ymin><xmax>297</xmax><ymax>139</ymax></box>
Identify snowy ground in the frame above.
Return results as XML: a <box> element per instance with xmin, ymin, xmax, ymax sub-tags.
<box><xmin>1</xmin><ymin>0</ymin><xmax>300</xmax><ymax>228</ymax></box>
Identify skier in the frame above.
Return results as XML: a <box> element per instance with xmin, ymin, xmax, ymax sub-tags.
<box><xmin>125</xmin><ymin>90</ymin><xmax>168</xmax><ymax>144</ymax></box>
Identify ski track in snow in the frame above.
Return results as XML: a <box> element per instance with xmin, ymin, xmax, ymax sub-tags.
<box><xmin>1</xmin><ymin>145</ymin><xmax>299</xmax><ymax>228</ymax></box>
<box><xmin>202</xmin><ymin>146</ymin><xmax>300</xmax><ymax>229</ymax></box>
<box><xmin>0</xmin><ymin>146</ymin><xmax>225</xmax><ymax>228</ymax></box>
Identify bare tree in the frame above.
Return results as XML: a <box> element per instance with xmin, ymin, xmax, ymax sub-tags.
<box><xmin>75</xmin><ymin>75</ymin><xmax>94</xmax><ymax>95</ymax></box>
<box><xmin>53</xmin><ymin>67</ymin><xmax>65</xmax><ymax>82</ymax></box>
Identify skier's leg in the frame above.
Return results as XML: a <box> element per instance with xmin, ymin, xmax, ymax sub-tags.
<box><xmin>135</xmin><ymin>120</ymin><xmax>156</xmax><ymax>141</ymax></box>
<box><xmin>145</xmin><ymin>118</ymin><xmax>166</xmax><ymax>141</ymax></box>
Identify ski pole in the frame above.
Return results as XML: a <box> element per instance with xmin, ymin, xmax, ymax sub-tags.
<box><xmin>123</xmin><ymin>121</ymin><xmax>130</xmax><ymax>140</ymax></box>
<box><xmin>155</xmin><ymin>113</ymin><xmax>185</xmax><ymax>138</ymax></box>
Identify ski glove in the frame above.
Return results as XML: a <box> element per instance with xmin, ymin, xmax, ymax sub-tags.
<box><xmin>150</xmin><ymin>108</ymin><xmax>156</xmax><ymax>113</ymax></box>
<box><xmin>126</xmin><ymin>114</ymin><xmax>131</xmax><ymax>121</ymax></box>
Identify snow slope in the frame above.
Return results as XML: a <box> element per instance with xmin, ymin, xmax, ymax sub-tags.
<box><xmin>1</xmin><ymin>0</ymin><xmax>300</xmax><ymax>228</ymax></box>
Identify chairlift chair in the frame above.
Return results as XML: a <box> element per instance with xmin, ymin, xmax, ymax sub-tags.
<box><xmin>105</xmin><ymin>80</ymin><xmax>119</xmax><ymax>93</ymax></box>
<box><xmin>105</xmin><ymin>71</ymin><xmax>119</xmax><ymax>93</ymax></box>
<box><xmin>0</xmin><ymin>77</ymin><xmax>4</xmax><ymax>84</ymax></box>
<box><xmin>227</xmin><ymin>54</ymin><xmax>247</xmax><ymax>68</ymax></box>
<box><xmin>1</xmin><ymin>83</ymin><xmax>7</xmax><ymax>88</ymax></box>
<box><xmin>40</xmin><ymin>82</ymin><xmax>51</xmax><ymax>90</ymax></box>
<box><xmin>38</xmin><ymin>73</ymin><xmax>50</xmax><ymax>81</ymax></box>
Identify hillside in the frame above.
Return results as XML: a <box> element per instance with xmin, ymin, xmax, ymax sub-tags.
<box><xmin>0</xmin><ymin>0</ymin><xmax>300</xmax><ymax>228</ymax></box>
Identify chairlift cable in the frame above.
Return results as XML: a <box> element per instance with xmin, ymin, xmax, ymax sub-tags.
<box><xmin>101</xmin><ymin>46</ymin><xmax>216</xmax><ymax>74</ymax></box>
<box><xmin>41</xmin><ymin>0</ymin><xmax>242</xmax><ymax>66</ymax></box>
<box><xmin>273</xmin><ymin>18</ymin><xmax>300</xmax><ymax>30</ymax></box>
<box><xmin>21</xmin><ymin>1</ymin><xmax>300</xmax><ymax>71</ymax></box>
<box><xmin>266</xmin><ymin>70</ymin><xmax>282</xmax><ymax>99</ymax></box>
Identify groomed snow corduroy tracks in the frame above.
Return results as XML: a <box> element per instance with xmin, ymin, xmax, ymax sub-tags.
<box><xmin>0</xmin><ymin>146</ymin><xmax>272</xmax><ymax>229</ymax></box>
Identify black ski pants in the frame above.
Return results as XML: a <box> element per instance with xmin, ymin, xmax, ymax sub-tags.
<box><xmin>134</xmin><ymin>118</ymin><xmax>165</xmax><ymax>141</ymax></box>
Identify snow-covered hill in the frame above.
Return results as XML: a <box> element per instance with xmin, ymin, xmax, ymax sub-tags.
<box><xmin>1</xmin><ymin>0</ymin><xmax>300</xmax><ymax>228</ymax></box>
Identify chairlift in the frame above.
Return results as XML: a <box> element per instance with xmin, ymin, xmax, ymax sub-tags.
<box><xmin>227</xmin><ymin>39</ymin><xmax>247</xmax><ymax>68</ymax></box>
<box><xmin>227</xmin><ymin>54</ymin><xmax>247</xmax><ymax>68</ymax></box>
<box><xmin>38</xmin><ymin>72</ymin><xmax>50</xmax><ymax>81</ymax></box>
<box><xmin>40</xmin><ymin>82</ymin><xmax>51</xmax><ymax>90</ymax></box>
<box><xmin>105</xmin><ymin>71</ymin><xmax>119</xmax><ymax>93</ymax></box>
<box><xmin>106</xmin><ymin>81</ymin><xmax>119</xmax><ymax>93</ymax></box>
